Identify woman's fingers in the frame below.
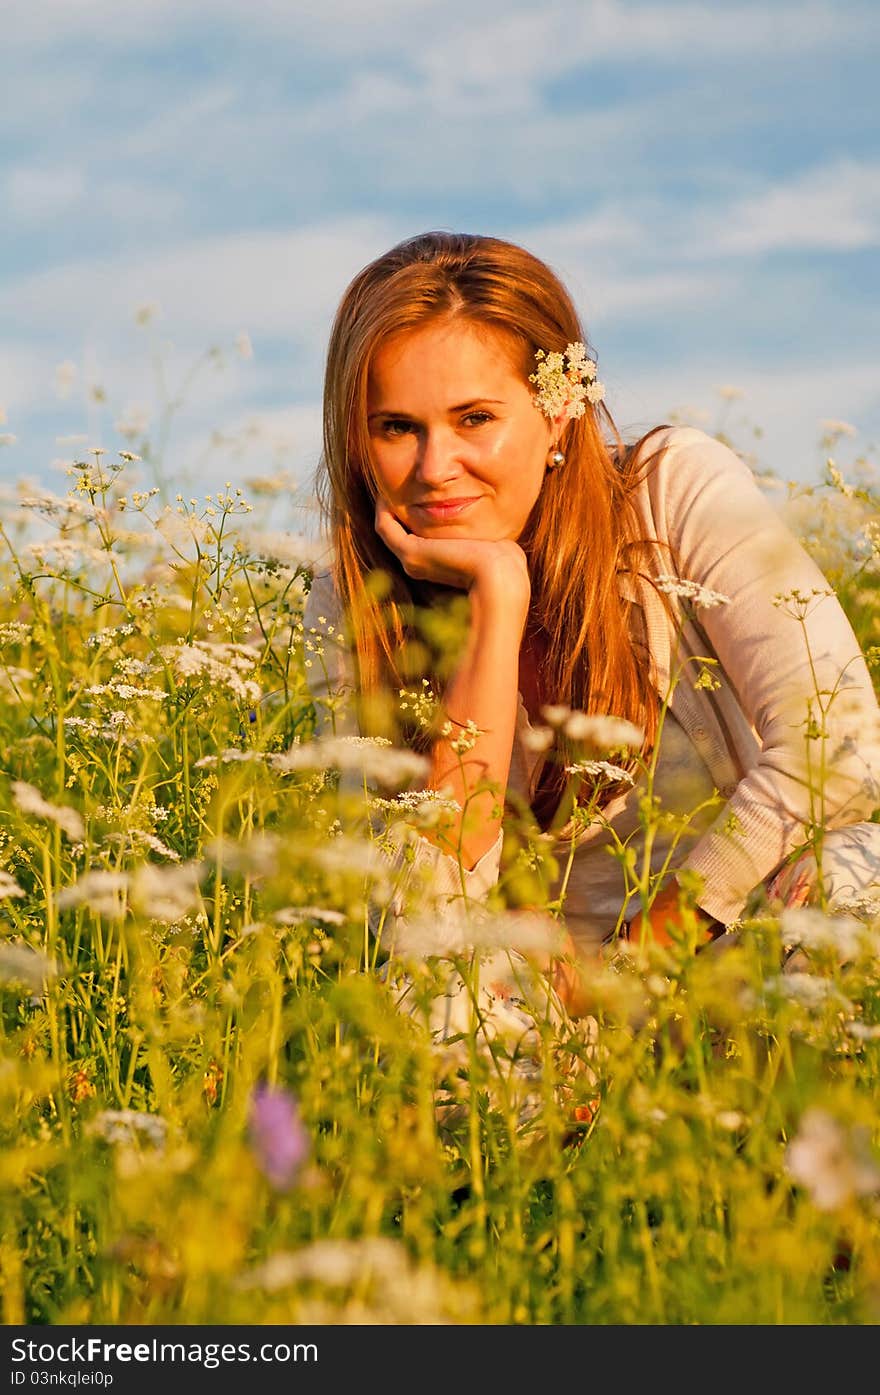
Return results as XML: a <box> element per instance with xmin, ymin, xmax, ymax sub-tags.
<box><xmin>374</xmin><ymin>496</ymin><xmax>414</xmax><ymax>566</ymax></box>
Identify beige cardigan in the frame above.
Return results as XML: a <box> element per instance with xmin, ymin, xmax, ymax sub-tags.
<box><xmin>303</xmin><ymin>426</ymin><xmax>880</xmax><ymax>927</ymax></box>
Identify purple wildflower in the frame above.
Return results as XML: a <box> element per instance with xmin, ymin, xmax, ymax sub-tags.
<box><xmin>248</xmin><ymin>1082</ymin><xmax>309</xmax><ymax>1190</ymax></box>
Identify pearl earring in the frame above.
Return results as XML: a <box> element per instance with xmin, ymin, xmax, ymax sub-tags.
<box><xmin>547</xmin><ymin>446</ymin><xmax>566</xmax><ymax>469</ymax></box>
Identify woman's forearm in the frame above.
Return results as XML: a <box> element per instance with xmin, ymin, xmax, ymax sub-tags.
<box><xmin>427</xmin><ymin>575</ymin><xmax>529</xmax><ymax>871</ymax></box>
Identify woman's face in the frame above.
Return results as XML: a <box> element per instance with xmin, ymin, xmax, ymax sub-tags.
<box><xmin>366</xmin><ymin>318</ymin><xmax>556</xmax><ymax>540</ymax></box>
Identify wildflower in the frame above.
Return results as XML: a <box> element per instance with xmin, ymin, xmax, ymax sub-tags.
<box><xmin>388</xmin><ymin>904</ymin><xmax>564</xmax><ymax>962</ymax></box>
<box><xmin>235</xmin><ymin>331</ymin><xmax>254</xmax><ymax>359</ymax></box>
<box><xmin>0</xmin><ymin>622</ymin><xmax>32</xmax><ymax>645</ymax></box>
<box><xmin>561</xmin><ymin>711</ymin><xmax>645</xmax><ymax>749</ymax></box>
<box><xmin>765</xmin><ymin>972</ymin><xmax>851</xmax><ymax>1011</ymax></box>
<box><xmin>12</xmin><ymin>781</ymin><xmax>85</xmax><ymax>842</ymax></box>
<box><xmin>0</xmin><ymin>869</ymin><xmax>26</xmax><ymax>898</ymax></box>
<box><xmin>521</xmin><ymin>724</ymin><xmax>555</xmax><ymax>753</ymax></box>
<box><xmin>130</xmin><ymin>831</ymin><xmax>180</xmax><ymax>862</ymax></box>
<box><xmin>717</xmin><ymin>385</ymin><xmax>744</xmax><ymax>401</ymax></box>
<box><xmin>129</xmin><ymin>861</ymin><xmax>205</xmax><ymax>923</ymax></box>
<box><xmin>780</xmin><ymin>906</ymin><xmax>878</xmax><ymax>963</ymax></box>
<box><xmin>204</xmin><ymin>834</ymin><xmax>279</xmax><ymax>879</ymax></box>
<box><xmin>439</xmin><ymin>718</ymin><xmax>483</xmax><ymax>755</ymax></box>
<box><xmin>203</xmin><ymin>1060</ymin><xmax>223</xmax><ymax>1105</ymax></box>
<box><xmin>248</xmin><ymin>1082</ymin><xmax>310</xmax><ymax>1190</ymax></box>
<box><xmin>819</xmin><ymin>419</ymin><xmax>857</xmax><ymax>438</ymax></box>
<box><xmin>716</xmin><ymin>1110</ymin><xmax>747</xmax><ymax>1131</ymax></box>
<box><xmin>88</xmin><ymin>1110</ymin><xmax>167</xmax><ymax>1148</ymax></box>
<box><xmin>241</xmin><ymin>531</ymin><xmax>326</xmax><ymax>568</ymax></box>
<box><xmin>530</xmin><ymin>342</ymin><xmax>605</xmax><ymax>422</ymax></box>
<box><xmin>235</xmin><ymin>1237</ymin><xmax>411</xmax><ymax>1292</ymax></box>
<box><xmin>654</xmin><ymin>575</ymin><xmax>730</xmax><ymax>608</ymax></box>
<box><xmin>785</xmin><ymin>1108</ymin><xmax>880</xmax><ymax>1211</ymax></box>
<box><xmin>55</xmin><ymin>360</ymin><xmax>77</xmax><ymax>397</ymax></box>
<box><xmin>371</xmin><ymin>789</ymin><xmax>461</xmax><ymax>826</ymax></box>
<box><xmin>273</xmin><ymin>906</ymin><xmax>346</xmax><ymax>927</ymax></box>
<box><xmin>566</xmin><ymin>759</ymin><xmax>635</xmax><ymax>785</ymax></box>
<box><xmin>0</xmin><ymin>942</ymin><xmax>57</xmax><ymax>992</ymax></box>
<box><xmin>69</xmin><ymin>1066</ymin><xmax>95</xmax><ymax>1103</ymax></box>
<box><xmin>845</xmin><ymin>1021</ymin><xmax>880</xmax><ymax>1042</ymax></box>
<box><xmin>56</xmin><ymin>871</ymin><xmax>129</xmax><ymax>919</ymax></box>
<box><xmin>162</xmin><ymin>639</ymin><xmax>263</xmax><ymax>705</ymax></box>
<box><xmin>541</xmin><ymin>704</ymin><xmax>571</xmax><ymax>727</ymax></box>
<box><xmin>270</xmin><ymin>734</ymin><xmax>429</xmax><ymax>790</ymax></box>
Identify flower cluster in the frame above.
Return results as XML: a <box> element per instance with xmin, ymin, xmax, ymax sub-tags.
<box><xmin>529</xmin><ymin>341</ymin><xmax>605</xmax><ymax>423</ymax></box>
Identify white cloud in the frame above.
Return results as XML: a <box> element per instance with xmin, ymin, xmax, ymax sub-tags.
<box><xmin>712</xmin><ymin>159</ymin><xmax>880</xmax><ymax>255</ymax></box>
<box><xmin>4</xmin><ymin>164</ymin><xmax>186</xmax><ymax>228</ymax></box>
<box><xmin>610</xmin><ymin>358</ymin><xmax>880</xmax><ymax>484</ymax></box>
<box><xmin>0</xmin><ymin>216</ymin><xmax>402</xmax><ymax>344</ymax></box>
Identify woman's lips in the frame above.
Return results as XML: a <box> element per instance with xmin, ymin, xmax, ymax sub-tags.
<box><xmin>412</xmin><ymin>497</ymin><xmax>481</xmax><ymax>520</ymax></box>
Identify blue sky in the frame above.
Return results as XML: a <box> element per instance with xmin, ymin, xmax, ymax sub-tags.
<box><xmin>1</xmin><ymin>0</ymin><xmax>878</xmax><ymax>505</ymax></box>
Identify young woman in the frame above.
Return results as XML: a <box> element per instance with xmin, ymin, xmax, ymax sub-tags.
<box><xmin>303</xmin><ymin>230</ymin><xmax>880</xmax><ymax>1008</ymax></box>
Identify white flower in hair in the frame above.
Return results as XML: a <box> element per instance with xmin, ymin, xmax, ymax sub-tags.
<box><xmin>530</xmin><ymin>341</ymin><xmax>605</xmax><ymax>422</ymax></box>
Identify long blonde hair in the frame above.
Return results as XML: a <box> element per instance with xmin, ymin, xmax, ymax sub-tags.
<box><xmin>313</xmin><ymin>231</ymin><xmax>663</xmax><ymax>830</ymax></box>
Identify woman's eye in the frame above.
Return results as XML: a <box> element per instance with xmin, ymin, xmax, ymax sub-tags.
<box><xmin>463</xmin><ymin>411</ymin><xmax>492</xmax><ymax>427</ymax></box>
<box><xmin>383</xmin><ymin>419</ymin><xmax>415</xmax><ymax>437</ymax></box>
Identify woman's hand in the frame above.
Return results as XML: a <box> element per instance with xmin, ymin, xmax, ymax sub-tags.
<box><xmin>625</xmin><ymin>881</ymin><xmax>723</xmax><ymax>952</ymax></box>
<box><xmin>375</xmin><ymin>496</ymin><xmax>531</xmax><ymax>602</ymax></box>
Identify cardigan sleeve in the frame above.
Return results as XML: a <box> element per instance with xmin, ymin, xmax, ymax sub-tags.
<box><xmin>300</xmin><ymin>570</ymin><xmax>504</xmax><ymax>939</ymax></box>
<box><xmin>645</xmin><ymin>427</ymin><xmax>880</xmax><ymax>925</ymax></box>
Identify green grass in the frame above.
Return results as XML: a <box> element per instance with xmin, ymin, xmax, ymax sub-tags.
<box><xmin>2</xmin><ymin>427</ymin><xmax>880</xmax><ymax>1326</ymax></box>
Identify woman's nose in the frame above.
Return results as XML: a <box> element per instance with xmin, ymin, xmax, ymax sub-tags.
<box><xmin>414</xmin><ymin>428</ymin><xmax>463</xmax><ymax>485</ymax></box>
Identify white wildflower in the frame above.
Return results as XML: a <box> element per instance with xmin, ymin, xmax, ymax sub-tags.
<box><xmin>780</xmin><ymin>906</ymin><xmax>878</xmax><ymax>963</ymax></box>
<box><xmin>388</xmin><ymin>904</ymin><xmax>563</xmax><ymax>963</ymax></box>
<box><xmin>715</xmin><ymin>1110</ymin><xmax>746</xmax><ymax>1131</ymax></box>
<box><xmin>23</xmin><ymin>538</ymin><xmax>112</xmax><ymax>569</ymax></box>
<box><xmin>785</xmin><ymin>1108</ymin><xmax>880</xmax><ymax>1211</ymax></box>
<box><xmin>529</xmin><ymin>342</ymin><xmax>604</xmax><ymax>423</ymax></box>
<box><xmin>193</xmin><ymin>749</ymin><xmax>268</xmax><ymax>769</ymax></box>
<box><xmin>833</xmin><ymin>891</ymin><xmax>880</xmax><ymax>921</ymax></box>
<box><xmin>765</xmin><ymin>972</ymin><xmax>851</xmax><ymax>1010</ymax></box>
<box><xmin>566</xmin><ymin>759</ymin><xmax>635</xmax><ymax>784</ymax></box>
<box><xmin>84</xmin><ymin>682</ymin><xmax>166</xmax><ymax>702</ymax></box>
<box><xmin>12</xmin><ymin>782</ymin><xmax>85</xmax><ymax>841</ymax></box>
<box><xmin>204</xmin><ymin>834</ymin><xmax>280</xmax><ymax>879</ymax></box>
<box><xmin>88</xmin><ymin>1110</ymin><xmax>167</xmax><ymax>1148</ymax></box>
<box><xmin>0</xmin><ymin>623</ymin><xmax>32</xmax><ymax>645</ymax></box>
<box><xmin>439</xmin><ymin>718</ymin><xmax>482</xmax><ymax>755</ymax></box>
<box><xmin>273</xmin><ymin>906</ymin><xmax>346</xmax><ymax>927</ymax></box>
<box><xmin>819</xmin><ymin>419</ymin><xmax>857</xmax><ymax>438</ymax></box>
<box><xmin>561</xmin><ymin>711</ymin><xmax>645</xmax><ymax>749</ymax></box>
<box><xmin>371</xmin><ymin>788</ymin><xmax>461</xmax><ymax>826</ymax></box>
<box><xmin>57</xmin><ymin>871</ymin><xmax>129</xmax><ymax>919</ymax></box>
<box><xmin>521</xmin><ymin>724</ymin><xmax>555</xmax><ymax>753</ymax></box>
<box><xmin>0</xmin><ymin>869</ymin><xmax>26</xmax><ymax>898</ymax></box>
<box><xmin>846</xmin><ymin>1021</ymin><xmax>880</xmax><ymax>1042</ymax></box>
<box><xmin>130</xmin><ymin>831</ymin><xmax>180</xmax><ymax>862</ymax></box>
<box><xmin>241</xmin><ymin>531</ymin><xmax>325</xmax><ymax>569</ymax></box>
<box><xmin>0</xmin><ymin>941</ymin><xmax>57</xmax><ymax>992</ymax></box>
<box><xmin>540</xmin><ymin>704</ymin><xmax>571</xmax><ymax>728</ymax></box>
<box><xmin>654</xmin><ymin>575</ymin><xmax>730</xmax><ymax>608</ymax></box>
<box><xmin>235</xmin><ymin>1237</ymin><xmax>411</xmax><ymax>1292</ymax></box>
<box><xmin>129</xmin><ymin>862</ymin><xmax>205</xmax><ymax>923</ymax></box>
<box><xmin>56</xmin><ymin>862</ymin><xmax>204</xmax><ymax>923</ymax></box>
<box><xmin>162</xmin><ymin>640</ymin><xmax>262</xmax><ymax>705</ymax></box>
<box><xmin>270</xmin><ymin>735</ymin><xmax>429</xmax><ymax>790</ymax></box>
